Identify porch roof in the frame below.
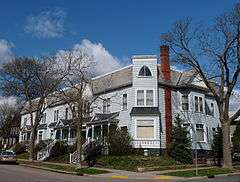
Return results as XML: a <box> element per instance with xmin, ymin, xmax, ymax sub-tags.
<box><xmin>38</xmin><ymin>123</ymin><xmax>47</xmax><ymax>129</ymax></box>
<box><xmin>86</xmin><ymin>112</ymin><xmax>120</xmax><ymax>125</ymax></box>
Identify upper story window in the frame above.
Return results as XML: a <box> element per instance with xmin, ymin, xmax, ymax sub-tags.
<box><xmin>103</xmin><ymin>98</ymin><xmax>111</xmax><ymax>113</ymax></box>
<box><xmin>181</xmin><ymin>93</ymin><xmax>189</xmax><ymax>111</ymax></box>
<box><xmin>138</xmin><ymin>65</ymin><xmax>152</xmax><ymax>77</ymax></box>
<box><xmin>195</xmin><ymin>96</ymin><xmax>203</xmax><ymax>113</ymax></box>
<box><xmin>65</xmin><ymin>108</ymin><xmax>68</xmax><ymax>120</ymax></box>
<box><xmin>146</xmin><ymin>90</ymin><xmax>153</xmax><ymax>106</ymax></box>
<box><xmin>205</xmin><ymin>101</ymin><xmax>214</xmax><ymax>116</ymax></box>
<box><xmin>54</xmin><ymin>110</ymin><xmax>59</xmax><ymax>122</ymax></box>
<box><xmin>136</xmin><ymin>89</ymin><xmax>154</xmax><ymax>106</ymax></box>
<box><xmin>42</xmin><ymin>113</ymin><xmax>46</xmax><ymax>123</ymax></box>
<box><xmin>122</xmin><ymin>94</ymin><xmax>127</xmax><ymax>110</ymax></box>
<box><xmin>137</xmin><ymin>90</ymin><xmax>144</xmax><ymax>106</ymax></box>
<box><xmin>23</xmin><ymin>117</ymin><xmax>27</xmax><ymax>126</ymax></box>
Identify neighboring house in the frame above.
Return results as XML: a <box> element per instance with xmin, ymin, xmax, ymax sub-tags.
<box><xmin>19</xmin><ymin>45</ymin><xmax>220</xmax><ymax>154</ymax></box>
<box><xmin>1</xmin><ymin>113</ymin><xmax>21</xmax><ymax>148</ymax></box>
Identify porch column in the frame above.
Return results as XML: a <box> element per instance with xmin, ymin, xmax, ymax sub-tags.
<box><xmin>86</xmin><ymin>126</ymin><xmax>89</xmax><ymax>140</ymax></box>
<box><xmin>91</xmin><ymin>125</ymin><xmax>94</xmax><ymax>140</ymax></box>
<box><xmin>100</xmin><ymin>125</ymin><xmax>103</xmax><ymax>138</ymax></box>
<box><xmin>68</xmin><ymin>127</ymin><xmax>71</xmax><ymax>141</ymax></box>
<box><xmin>60</xmin><ymin>129</ymin><xmax>63</xmax><ymax>140</ymax></box>
<box><xmin>107</xmin><ymin>123</ymin><xmax>110</xmax><ymax>135</ymax></box>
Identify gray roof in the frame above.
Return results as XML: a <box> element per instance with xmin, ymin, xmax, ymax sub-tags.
<box><xmin>130</xmin><ymin>107</ymin><xmax>160</xmax><ymax>116</ymax></box>
<box><xmin>38</xmin><ymin>123</ymin><xmax>47</xmax><ymax>129</ymax></box>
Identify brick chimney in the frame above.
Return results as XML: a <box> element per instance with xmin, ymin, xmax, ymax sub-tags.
<box><xmin>160</xmin><ymin>45</ymin><xmax>171</xmax><ymax>80</ymax></box>
<box><xmin>160</xmin><ymin>45</ymin><xmax>172</xmax><ymax>146</ymax></box>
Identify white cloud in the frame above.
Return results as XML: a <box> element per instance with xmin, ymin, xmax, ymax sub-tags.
<box><xmin>58</xmin><ymin>39</ymin><xmax>124</xmax><ymax>75</ymax></box>
<box><xmin>0</xmin><ymin>96</ymin><xmax>17</xmax><ymax>106</ymax></box>
<box><xmin>24</xmin><ymin>8</ymin><xmax>66</xmax><ymax>38</ymax></box>
<box><xmin>0</xmin><ymin>39</ymin><xmax>14</xmax><ymax>65</ymax></box>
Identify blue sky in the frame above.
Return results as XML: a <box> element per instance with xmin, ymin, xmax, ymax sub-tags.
<box><xmin>0</xmin><ymin>0</ymin><xmax>238</xmax><ymax>68</ymax></box>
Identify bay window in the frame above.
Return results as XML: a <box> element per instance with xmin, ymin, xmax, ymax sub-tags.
<box><xmin>136</xmin><ymin>120</ymin><xmax>154</xmax><ymax>139</ymax></box>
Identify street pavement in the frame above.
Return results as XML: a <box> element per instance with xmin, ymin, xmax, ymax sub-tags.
<box><xmin>0</xmin><ymin>164</ymin><xmax>240</xmax><ymax>182</ymax></box>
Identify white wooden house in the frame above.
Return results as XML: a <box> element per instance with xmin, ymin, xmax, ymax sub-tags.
<box><xmin>19</xmin><ymin>45</ymin><xmax>220</xmax><ymax>154</ymax></box>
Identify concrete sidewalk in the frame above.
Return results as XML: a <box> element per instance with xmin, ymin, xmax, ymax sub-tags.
<box><xmin>16</xmin><ymin>159</ymin><xmax>218</xmax><ymax>180</ymax></box>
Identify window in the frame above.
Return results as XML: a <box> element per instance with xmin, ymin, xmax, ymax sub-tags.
<box><xmin>137</xmin><ymin>90</ymin><xmax>144</xmax><ymax>106</ymax></box>
<box><xmin>103</xmin><ymin>100</ymin><xmax>107</xmax><ymax>113</ymax></box>
<box><xmin>122</xmin><ymin>94</ymin><xmax>127</xmax><ymax>110</ymax></box>
<box><xmin>23</xmin><ymin>118</ymin><xmax>27</xmax><ymax>126</ymax></box>
<box><xmin>50</xmin><ymin>130</ymin><xmax>54</xmax><ymax>139</ymax></box>
<box><xmin>107</xmin><ymin>98</ymin><xmax>111</xmax><ymax>113</ymax></box>
<box><xmin>38</xmin><ymin>131</ymin><xmax>43</xmax><ymax>141</ymax></box>
<box><xmin>42</xmin><ymin>113</ymin><xmax>46</xmax><ymax>123</ymax></box>
<box><xmin>138</xmin><ymin>65</ymin><xmax>152</xmax><ymax>77</ymax></box>
<box><xmin>205</xmin><ymin>101</ymin><xmax>214</xmax><ymax>116</ymax></box>
<box><xmin>137</xmin><ymin>89</ymin><xmax>154</xmax><ymax>106</ymax></box>
<box><xmin>65</xmin><ymin>108</ymin><xmax>68</xmax><ymax>120</ymax></box>
<box><xmin>196</xmin><ymin>124</ymin><xmax>204</xmax><ymax>142</ymax></box>
<box><xmin>146</xmin><ymin>90</ymin><xmax>153</xmax><ymax>106</ymax></box>
<box><xmin>54</xmin><ymin>110</ymin><xmax>59</xmax><ymax>121</ymax></box>
<box><xmin>182</xmin><ymin>94</ymin><xmax>189</xmax><ymax>111</ymax></box>
<box><xmin>103</xmin><ymin>98</ymin><xmax>111</xmax><ymax>113</ymax></box>
<box><xmin>195</xmin><ymin>96</ymin><xmax>203</xmax><ymax>113</ymax></box>
<box><xmin>210</xmin><ymin>103</ymin><xmax>214</xmax><ymax>116</ymax></box>
<box><xmin>70</xmin><ymin>129</ymin><xmax>76</xmax><ymax>138</ymax></box>
<box><xmin>136</xmin><ymin>120</ymin><xmax>154</xmax><ymax>139</ymax></box>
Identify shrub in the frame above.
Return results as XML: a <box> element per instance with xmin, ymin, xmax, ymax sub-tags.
<box><xmin>12</xmin><ymin>142</ymin><xmax>27</xmax><ymax>154</ymax></box>
<box><xmin>49</xmin><ymin>141</ymin><xmax>68</xmax><ymax>158</ymax></box>
<box><xmin>84</xmin><ymin>141</ymin><xmax>103</xmax><ymax>167</ymax></box>
<box><xmin>169</xmin><ymin>115</ymin><xmax>192</xmax><ymax>164</ymax></box>
<box><xmin>108</xmin><ymin>128</ymin><xmax>132</xmax><ymax>155</ymax></box>
<box><xmin>34</xmin><ymin>140</ymin><xmax>47</xmax><ymax>153</ymax></box>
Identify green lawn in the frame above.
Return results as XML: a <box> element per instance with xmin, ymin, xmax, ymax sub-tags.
<box><xmin>19</xmin><ymin>160</ymin><xmax>109</xmax><ymax>175</ymax></box>
<box><xmin>162</xmin><ymin>168</ymin><xmax>234</xmax><ymax>178</ymax></box>
<box><xmin>17</xmin><ymin>152</ymin><xmax>29</xmax><ymax>159</ymax></box>
<box><xmin>97</xmin><ymin>155</ymin><xmax>179</xmax><ymax>171</ymax></box>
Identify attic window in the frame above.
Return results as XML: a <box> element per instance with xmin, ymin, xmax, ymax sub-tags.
<box><xmin>138</xmin><ymin>65</ymin><xmax>152</xmax><ymax>77</ymax></box>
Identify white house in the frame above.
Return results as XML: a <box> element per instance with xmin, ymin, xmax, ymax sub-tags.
<box><xmin>19</xmin><ymin>45</ymin><xmax>220</xmax><ymax>154</ymax></box>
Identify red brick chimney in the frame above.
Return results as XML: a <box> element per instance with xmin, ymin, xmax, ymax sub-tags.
<box><xmin>160</xmin><ymin>45</ymin><xmax>172</xmax><ymax>146</ymax></box>
<box><xmin>160</xmin><ymin>45</ymin><xmax>171</xmax><ymax>80</ymax></box>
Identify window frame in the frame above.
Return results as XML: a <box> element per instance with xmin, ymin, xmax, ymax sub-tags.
<box><xmin>135</xmin><ymin>117</ymin><xmax>156</xmax><ymax>140</ymax></box>
<box><xmin>181</xmin><ymin>93</ymin><xmax>189</xmax><ymax>111</ymax></box>
<box><xmin>138</xmin><ymin>65</ymin><xmax>152</xmax><ymax>77</ymax></box>
<box><xmin>122</xmin><ymin>93</ymin><xmax>128</xmax><ymax>110</ymax></box>
<box><xmin>194</xmin><ymin>96</ymin><xmax>204</xmax><ymax>113</ymax></box>
<box><xmin>54</xmin><ymin>110</ymin><xmax>59</xmax><ymax>122</ymax></box>
<box><xmin>196</xmin><ymin>124</ymin><xmax>205</xmax><ymax>142</ymax></box>
<box><xmin>135</xmin><ymin>88</ymin><xmax>155</xmax><ymax>107</ymax></box>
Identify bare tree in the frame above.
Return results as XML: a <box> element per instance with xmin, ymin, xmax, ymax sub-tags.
<box><xmin>56</xmin><ymin>49</ymin><xmax>95</xmax><ymax>168</ymax></box>
<box><xmin>161</xmin><ymin>4</ymin><xmax>240</xmax><ymax>168</ymax></box>
<box><xmin>0</xmin><ymin>57</ymin><xmax>67</xmax><ymax>161</ymax></box>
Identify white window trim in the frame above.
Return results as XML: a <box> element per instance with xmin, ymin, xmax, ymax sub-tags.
<box><xmin>194</xmin><ymin>95</ymin><xmax>204</xmax><ymax>113</ymax></box>
<box><xmin>134</xmin><ymin>117</ymin><xmax>156</xmax><ymax>140</ymax></box>
<box><xmin>180</xmin><ymin>92</ymin><xmax>189</xmax><ymax>111</ymax></box>
<box><xmin>135</xmin><ymin>88</ymin><xmax>155</xmax><ymax>107</ymax></box>
<box><xmin>195</xmin><ymin>123</ymin><xmax>206</xmax><ymax>143</ymax></box>
<box><xmin>122</xmin><ymin>93</ymin><xmax>128</xmax><ymax>111</ymax></box>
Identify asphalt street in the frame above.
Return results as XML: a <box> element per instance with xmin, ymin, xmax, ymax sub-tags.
<box><xmin>0</xmin><ymin>164</ymin><xmax>240</xmax><ymax>182</ymax></box>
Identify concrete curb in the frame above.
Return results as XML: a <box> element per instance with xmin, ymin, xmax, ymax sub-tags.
<box><xmin>184</xmin><ymin>172</ymin><xmax>240</xmax><ymax>180</ymax></box>
<box><xmin>19</xmin><ymin>163</ymin><xmax>79</xmax><ymax>175</ymax></box>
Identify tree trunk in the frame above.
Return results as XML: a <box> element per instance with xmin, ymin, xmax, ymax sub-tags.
<box><xmin>222</xmin><ymin>121</ymin><xmax>232</xmax><ymax>168</ymax></box>
<box><xmin>29</xmin><ymin>126</ymin><xmax>37</xmax><ymax>161</ymax></box>
<box><xmin>76</xmin><ymin>116</ymin><xmax>82</xmax><ymax>168</ymax></box>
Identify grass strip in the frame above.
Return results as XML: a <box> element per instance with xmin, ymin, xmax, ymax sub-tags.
<box><xmin>162</xmin><ymin>167</ymin><xmax>234</xmax><ymax>178</ymax></box>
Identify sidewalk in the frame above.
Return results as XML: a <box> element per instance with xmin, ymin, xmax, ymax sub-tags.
<box><xmin>17</xmin><ymin>159</ymin><xmax>207</xmax><ymax>180</ymax></box>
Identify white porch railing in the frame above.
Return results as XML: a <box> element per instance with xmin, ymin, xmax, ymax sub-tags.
<box><xmin>69</xmin><ymin>140</ymin><xmax>88</xmax><ymax>164</ymax></box>
<box><xmin>37</xmin><ymin>140</ymin><xmax>56</xmax><ymax>161</ymax></box>
<box><xmin>132</xmin><ymin>140</ymin><xmax>161</xmax><ymax>149</ymax></box>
